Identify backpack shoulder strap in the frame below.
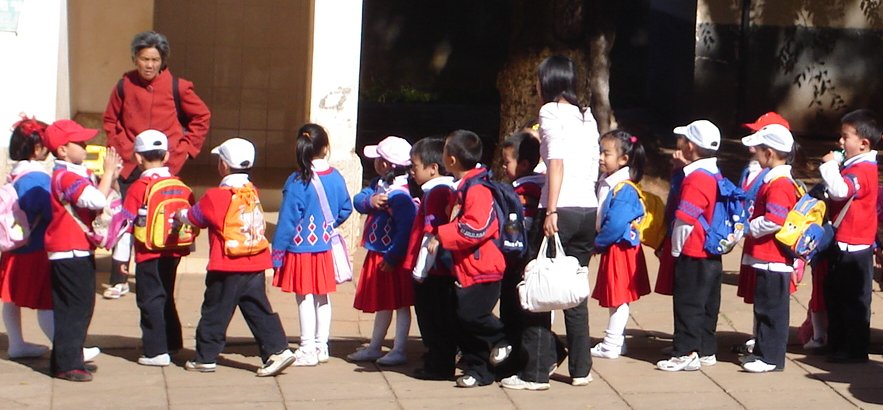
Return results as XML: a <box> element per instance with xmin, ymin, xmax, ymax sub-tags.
<box><xmin>172</xmin><ymin>75</ymin><xmax>188</xmax><ymax>128</ymax></box>
<box><xmin>116</xmin><ymin>78</ymin><xmax>125</xmax><ymax>100</ymax></box>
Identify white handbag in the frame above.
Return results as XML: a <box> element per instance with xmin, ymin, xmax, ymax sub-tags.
<box><xmin>312</xmin><ymin>173</ymin><xmax>353</xmax><ymax>284</ymax></box>
<box><xmin>517</xmin><ymin>233</ymin><xmax>590</xmax><ymax>312</ymax></box>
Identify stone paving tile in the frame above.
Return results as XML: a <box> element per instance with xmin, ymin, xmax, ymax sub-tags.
<box><xmin>621</xmin><ymin>391</ymin><xmax>745</xmax><ymax>409</ymax></box>
<box><xmin>286</xmin><ymin>399</ymin><xmax>400</xmax><ymax>409</ymax></box>
<box><xmin>399</xmin><ymin>396</ymin><xmax>517</xmax><ymax>410</ymax></box>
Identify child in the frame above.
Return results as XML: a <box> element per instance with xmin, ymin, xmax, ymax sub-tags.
<box><xmin>1</xmin><ymin>117</ymin><xmax>54</xmax><ymax>359</ymax></box>
<box><xmin>116</xmin><ymin>130</ymin><xmax>189</xmax><ymax>366</ymax></box>
<box><xmin>348</xmin><ymin>136</ymin><xmax>417</xmax><ymax>366</ymax></box>
<box><xmin>44</xmin><ymin>119</ymin><xmax>121</xmax><ymax>381</ymax></box>
<box><xmin>657</xmin><ymin>119</ymin><xmax>723</xmax><ymax>372</ymax></box>
<box><xmin>180</xmin><ymin>137</ymin><xmax>295</xmax><ymax>376</ymax></box>
<box><xmin>272</xmin><ymin>123</ymin><xmax>353</xmax><ymax>366</ymax></box>
<box><xmin>738</xmin><ymin>124</ymin><xmax>800</xmax><ymax>372</ymax></box>
<box><xmin>820</xmin><ymin>109</ymin><xmax>880</xmax><ymax>363</ymax></box>
<box><xmin>589</xmin><ymin>130</ymin><xmax>651</xmax><ymax>359</ymax></box>
<box><xmin>402</xmin><ymin>137</ymin><xmax>457</xmax><ymax>380</ymax></box>
<box><xmin>437</xmin><ymin>129</ymin><xmax>509</xmax><ymax>388</ymax></box>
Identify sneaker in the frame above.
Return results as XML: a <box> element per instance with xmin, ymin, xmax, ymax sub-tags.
<box><xmin>803</xmin><ymin>337</ymin><xmax>826</xmax><ymax>350</ymax></box>
<box><xmin>184</xmin><ymin>360</ymin><xmax>216</xmax><ymax>372</ymax></box>
<box><xmin>656</xmin><ymin>353</ymin><xmax>700</xmax><ymax>372</ymax></box>
<box><xmin>102</xmin><ymin>283</ymin><xmax>129</xmax><ymax>299</ymax></box>
<box><xmin>490</xmin><ymin>343</ymin><xmax>512</xmax><ymax>365</ymax></box>
<box><xmin>500</xmin><ymin>375</ymin><xmax>550</xmax><ymax>391</ymax></box>
<box><xmin>7</xmin><ymin>342</ymin><xmax>49</xmax><ymax>359</ymax></box>
<box><xmin>83</xmin><ymin>347</ymin><xmax>101</xmax><ymax>362</ymax></box>
<box><xmin>55</xmin><ymin>369</ymin><xmax>92</xmax><ymax>382</ymax></box>
<box><xmin>376</xmin><ymin>350</ymin><xmax>407</xmax><ymax>366</ymax></box>
<box><xmin>138</xmin><ymin>353</ymin><xmax>171</xmax><ymax>367</ymax></box>
<box><xmin>257</xmin><ymin>349</ymin><xmax>295</xmax><ymax>377</ymax></box>
<box><xmin>456</xmin><ymin>375</ymin><xmax>479</xmax><ymax>388</ymax></box>
<box><xmin>742</xmin><ymin>359</ymin><xmax>778</xmax><ymax>373</ymax></box>
<box><xmin>590</xmin><ymin>342</ymin><xmax>621</xmax><ymax>359</ymax></box>
<box><xmin>732</xmin><ymin>338</ymin><xmax>755</xmax><ymax>355</ymax></box>
<box><xmin>699</xmin><ymin>354</ymin><xmax>717</xmax><ymax>366</ymax></box>
<box><xmin>293</xmin><ymin>347</ymin><xmax>319</xmax><ymax>367</ymax></box>
<box><xmin>571</xmin><ymin>374</ymin><xmax>593</xmax><ymax>386</ymax></box>
<box><xmin>346</xmin><ymin>347</ymin><xmax>383</xmax><ymax>363</ymax></box>
<box><xmin>317</xmin><ymin>345</ymin><xmax>330</xmax><ymax>363</ymax></box>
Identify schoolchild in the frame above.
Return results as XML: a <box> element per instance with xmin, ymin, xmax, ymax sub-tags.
<box><xmin>403</xmin><ymin>137</ymin><xmax>458</xmax><ymax>380</ymax></box>
<box><xmin>347</xmin><ymin>136</ymin><xmax>417</xmax><ymax>366</ymax></box>
<box><xmin>180</xmin><ymin>138</ymin><xmax>295</xmax><ymax>376</ymax></box>
<box><xmin>657</xmin><ymin>119</ymin><xmax>724</xmax><ymax>372</ymax></box>
<box><xmin>589</xmin><ymin>130</ymin><xmax>651</xmax><ymax>359</ymax></box>
<box><xmin>272</xmin><ymin>123</ymin><xmax>353</xmax><ymax>366</ymax></box>
<box><xmin>45</xmin><ymin>120</ymin><xmax>121</xmax><ymax>381</ymax></box>
<box><xmin>820</xmin><ymin>109</ymin><xmax>881</xmax><ymax>363</ymax></box>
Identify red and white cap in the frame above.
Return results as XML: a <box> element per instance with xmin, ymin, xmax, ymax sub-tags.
<box><xmin>743</xmin><ymin>112</ymin><xmax>790</xmax><ymax>131</ymax></box>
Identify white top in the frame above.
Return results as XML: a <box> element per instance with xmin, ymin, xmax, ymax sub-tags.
<box><xmin>538</xmin><ymin>102</ymin><xmax>600</xmax><ymax>209</ymax></box>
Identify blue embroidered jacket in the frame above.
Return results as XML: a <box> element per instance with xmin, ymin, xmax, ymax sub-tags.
<box><xmin>353</xmin><ymin>177</ymin><xmax>417</xmax><ymax>266</ymax></box>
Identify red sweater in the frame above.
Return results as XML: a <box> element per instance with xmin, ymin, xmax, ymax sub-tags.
<box><xmin>403</xmin><ymin>181</ymin><xmax>456</xmax><ymax>277</ymax></box>
<box><xmin>674</xmin><ymin>169</ymin><xmax>718</xmax><ymax>258</ymax></box>
<box><xmin>831</xmin><ymin>161</ymin><xmax>879</xmax><ymax>245</ymax></box>
<box><xmin>743</xmin><ymin>177</ymin><xmax>799</xmax><ymax>263</ymax></box>
<box><xmin>437</xmin><ymin>168</ymin><xmax>506</xmax><ymax>287</ymax></box>
<box><xmin>103</xmin><ymin>69</ymin><xmax>211</xmax><ymax>179</ymax></box>
<box><xmin>122</xmin><ymin>172</ymin><xmax>193</xmax><ymax>263</ymax></box>
<box><xmin>45</xmin><ymin>169</ymin><xmax>97</xmax><ymax>252</ymax></box>
<box><xmin>186</xmin><ymin>186</ymin><xmax>272</xmax><ymax>273</ymax></box>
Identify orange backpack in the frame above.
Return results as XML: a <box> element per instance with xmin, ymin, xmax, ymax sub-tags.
<box><xmin>133</xmin><ymin>177</ymin><xmax>198</xmax><ymax>251</ymax></box>
<box><xmin>221</xmin><ymin>183</ymin><xmax>269</xmax><ymax>256</ymax></box>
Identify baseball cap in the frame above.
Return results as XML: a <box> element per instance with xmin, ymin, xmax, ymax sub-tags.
<box><xmin>673</xmin><ymin>120</ymin><xmax>721</xmax><ymax>151</ymax></box>
<box><xmin>363</xmin><ymin>136</ymin><xmax>412</xmax><ymax>166</ymax></box>
<box><xmin>743</xmin><ymin>112</ymin><xmax>790</xmax><ymax>131</ymax></box>
<box><xmin>741</xmin><ymin>124</ymin><xmax>794</xmax><ymax>152</ymax></box>
<box><xmin>211</xmin><ymin>137</ymin><xmax>256</xmax><ymax>169</ymax></box>
<box><xmin>134</xmin><ymin>129</ymin><xmax>169</xmax><ymax>152</ymax></box>
<box><xmin>45</xmin><ymin>119</ymin><xmax>98</xmax><ymax>153</ymax></box>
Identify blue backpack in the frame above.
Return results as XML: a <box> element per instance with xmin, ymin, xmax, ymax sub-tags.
<box><xmin>459</xmin><ymin>169</ymin><xmax>529</xmax><ymax>261</ymax></box>
<box><xmin>697</xmin><ymin>170</ymin><xmax>748</xmax><ymax>255</ymax></box>
<box><xmin>740</xmin><ymin>166</ymin><xmax>770</xmax><ymax>215</ymax></box>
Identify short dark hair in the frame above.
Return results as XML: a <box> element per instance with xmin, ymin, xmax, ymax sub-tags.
<box><xmin>9</xmin><ymin>117</ymin><xmax>47</xmax><ymax>161</ymax></box>
<box><xmin>131</xmin><ymin>31</ymin><xmax>170</xmax><ymax>67</ymax></box>
<box><xmin>841</xmin><ymin>109</ymin><xmax>882</xmax><ymax>147</ymax></box>
<box><xmin>445</xmin><ymin>130</ymin><xmax>483</xmax><ymax>170</ymax></box>
<box><xmin>695</xmin><ymin>146</ymin><xmax>718</xmax><ymax>159</ymax></box>
<box><xmin>137</xmin><ymin>149</ymin><xmax>166</xmax><ymax>162</ymax></box>
<box><xmin>502</xmin><ymin>131</ymin><xmax>540</xmax><ymax>171</ymax></box>
<box><xmin>411</xmin><ymin>137</ymin><xmax>446</xmax><ymax>174</ymax></box>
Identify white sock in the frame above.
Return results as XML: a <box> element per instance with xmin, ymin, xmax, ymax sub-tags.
<box><xmin>296</xmin><ymin>294</ymin><xmax>317</xmax><ymax>349</ymax></box>
<box><xmin>315</xmin><ymin>294</ymin><xmax>331</xmax><ymax>349</ymax></box>
<box><xmin>2</xmin><ymin>302</ymin><xmax>25</xmax><ymax>350</ymax></box>
<box><xmin>603</xmin><ymin>304</ymin><xmax>629</xmax><ymax>348</ymax></box>
<box><xmin>368</xmin><ymin>310</ymin><xmax>392</xmax><ymax>351</ymax></box>
<box><xmin>37</xmin><ymin>309</ymin><xmax>54</xmax><ymax>340</ymax></box>
<box><xmin>811</xmin><ymin>311</ymin><xmax>826</xmax><ymax>341</ymax></box>
<box><xmin>390</xmin><ymin>307</ymin><xmax>411</xmax><ymax>354</ymax></box>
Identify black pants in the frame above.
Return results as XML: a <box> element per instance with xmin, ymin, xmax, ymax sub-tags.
<box><xmin>195</xmin><ymin>271</ymin><xmax>288</xmax><ymax>364</ymax></box>
<box><xmin>50</xmin><ymin>256</ymin><xmax>96</xmax><ymax>373</ymax></box>
<box><xmin>455</xmin><ymin>280</ymin><xmax>506</xmax><ymax>385</ymax></box>
<box><xmin>824</xmin><ymin>247</ymin><xmax>874</xmax><ymax>361</ymax></box>
<box><xmin>753</xmin><ymin>268</ymin><xmax>790</xmax><ymax>369</ymax></box>
<box><xmin>519</xmin><ymin>207</ymin><xmax>595</xmax><ymax>382</ymax></box>
<box><xmin>136</xmin><ymin>257</ymin><xmax>183</xmax><ymax>357</ymax></box>
<box><xmin>413</xmin><ymin>275</ymin><xmax>458</xmax><ymax>376</ymax></box>
<box><xmin>672</xmin><ymin>255</ymin><xmax>722</xmax><ymax>357</ymax></box>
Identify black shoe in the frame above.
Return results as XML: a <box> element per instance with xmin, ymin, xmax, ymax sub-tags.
<box><xmin>55</xmin><ymin>369</ymin><xmax>93</xmax><ymax>382</ymax></box>
<box><xmin>84</xmin><ymin>362</ymin><xmax>98</xmax><ymax>373</ymax></box>
<box><xmin>414</xmin><ymin>367</ymin><xmax>454</xmax><ymax>381</ymax></box>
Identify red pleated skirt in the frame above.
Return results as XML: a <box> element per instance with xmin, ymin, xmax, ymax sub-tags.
<box><xmin>809</xmin><ymin>260</ymin><xmax>828</xmax><ymax>312</ymax></box>
<box><xmin>592</xmin><ymin>243</ymin><xmax>651</xmax><ymax>308</ymax></box>
<box><xmin>353</xmin><ymin>251</ymin><xmax>414</xmax><ymax>313</ymax></box>
<box><xmin>654</xmin><ymin>240</ymin><xmax>676</xmax><ymax>296</ymax></box>
<box><xmin>273</xmin><ymin>251</ymin><xmax>336</xmax><ymax>295</ymax></box>
<box><xmin>0</xmin><ymin>251</ymin><xmax>52</xmax><ymax>309</ymax></box>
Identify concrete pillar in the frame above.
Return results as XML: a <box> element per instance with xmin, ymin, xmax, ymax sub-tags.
<box><xmin>308</xmin><ymin>0</ymin><xmax>365</xmax><ymax>249</ymax></box>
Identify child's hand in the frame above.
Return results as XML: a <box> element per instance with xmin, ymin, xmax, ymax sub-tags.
<box><xmin>370</xmin><ymin>193</ymin><xmax>389</xmax><ymax>209</ymax></box>
<box><xmin>671</xmin><ymin>150</ymin><xmax>689</xmax><ymax>169</ymax></box>
<box><xmin>427</xmin><ymin>236</ymin><xmax>439</xmax><ymax>254</ymax></box>
<box><xmin>379</xmin><ymin>261</ymin><xmax>393</xmax><ymax>272</ymax></box>
<box><xmin>822</xmin><ymin>151</ymin><xmax>836</xmax><ymax>163</ymax></box>
<box><xmin>103</xmin><ymin>147</ymin><xmax>122</xmax><ymax>177</ymax></box>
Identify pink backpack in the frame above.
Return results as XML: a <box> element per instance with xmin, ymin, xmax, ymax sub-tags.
<box><xmin>53</xmin><ymin>171</ymin><xmax>130</xmax><ymax>250</ymax></box>
<box><xmin>0</xmin><ymin>173</ymin><xmax>38</xmax><ymax>252</ymax></box>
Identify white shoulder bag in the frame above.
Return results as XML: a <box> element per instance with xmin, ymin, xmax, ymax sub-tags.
<box><xmin>311</xmin><ymin>173</ymin><xmax>353</xmax><ymax>284</ymax></box>
<box><xmin>517</xmin><ymin>233</ymin><xmax>590</xmax><ymax>312</ymax></box>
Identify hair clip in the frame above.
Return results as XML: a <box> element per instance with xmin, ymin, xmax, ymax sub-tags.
<box><xmin>629</xmin><ymin>136</ymin><xmax>638</xmax><ymax>143</ymax></box>
<box><xmin>301</xmin><ymin>132</ymin><xmax>311</xmax><ymax>140</ymax></box>
<box><xmin>12</xmin><ymin>113</ymin><xmax>45</xmax><ymax>137</ymax></box>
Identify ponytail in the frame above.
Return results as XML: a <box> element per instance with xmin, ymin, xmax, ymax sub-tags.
<box><xmin>295</xmin><ymin>123</ymin><xmax>330</xmax><ymax>184</ymax></box>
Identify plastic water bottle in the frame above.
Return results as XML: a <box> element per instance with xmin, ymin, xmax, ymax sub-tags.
<box><xmin>136</xmin><ymin>206</ymin><xmax>147</xmax><ymax>227</ymax></box>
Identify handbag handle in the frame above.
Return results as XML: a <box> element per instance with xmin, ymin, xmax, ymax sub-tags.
<box><xmin>539</xmin><ymin>233</ymin><xmax>566</xmax><ymax>259</ymax></box>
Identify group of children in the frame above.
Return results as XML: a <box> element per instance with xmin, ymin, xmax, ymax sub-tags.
<box><xmin>0</xmin><ymin>107</ymin><xmax>880</xmax><ymax>389</ymax></box>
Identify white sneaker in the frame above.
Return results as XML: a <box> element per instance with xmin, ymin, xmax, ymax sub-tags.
<box><xmin>83</xmin><ymin>347</ymin><xmax>101</xmax><ymax>362</ymax></box>
<box><xmin>699</xmin><ymin>354</ymin><xmax>717</xmax><ymax>366</ymax></box>
<box><xmin>102</xmin><ymin>283</ymin><xmax>129</xmax><ymax>299</ymax></box>
<box><xmin>490</xmin><ymin>343</ymin><xmax>513</xmax><ymax>365</ymax></box>
<box><xmin>657</xmin><ymin>353</ymin><xmax>700</xmax><ymax>372</ymax></box>
<box><xmin>742</xmin><ymin>359</ymin><xmax>778</xmax><ymax>373</ymax></box>
<box><xmin>293</xmin><ymin>347</ymin><xmax>319</xmax><ymax>367</ymax></box>
<box><xmin>346</xmin><ymin>347</ymin><xmax>383</xmax><ymax>362</ymax></box>
<box><xmin>744</xmin><ymin>338</ymin><xmax>755</xmax><ymax>354</ymax></box>
<box><xmin>138</xmin><ymin>353</ymin><xmax>171</xmax><ymax>367</ymax></box>
<box><xmin>590</xmin><ymin>342</ymin><xmax>621</xmax><ymax>359</ymax></box>
<box><xmin>803</xmin><ymin>337</ymin><xmax>826</xmax><ymax>350</ymax></box>
<box><xmin>500</xmin><ymin>375</ymin><xmax>550</xmax><ymax>391</ymax></box>
<box><xmin>571</xmin><ymin>374</ymin><xmax>593</xmax><ymax>386</ymax></box>
<box><xmin>317</xmin><ymin>344</ymin><xmax>330</xmax><ymax>363</ymax></box>
<box><xmin>184</xmin><ymin>360</ymin><xmax>216</xmax><ymax>372</ymax></box>
<box><xmin>376</xmin><ymin>350</ymin><xmax>407</xmax><ymax>366</ymax></box>
<box><xmin>456</xmin><ymin>375</ymin><xmax>479</xmax><ymax>388</ymax></box>
<box><xmin>8</xmin><ymin>342</ymin><xmax>50</xmax><ymax>359</ymax></box>
<box><xmin>257</xmin><ymin>349</ymin><xmax>295</xmax><ymax>377</ymax></box>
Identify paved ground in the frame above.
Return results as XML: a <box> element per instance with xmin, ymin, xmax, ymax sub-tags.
<box><xmin>3</xmin><ymin>219</ymin><xmax>883</xmax><ymax>409</ymax></box>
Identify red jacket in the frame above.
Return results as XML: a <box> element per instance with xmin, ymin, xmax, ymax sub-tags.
<box><xmin>437</xmin><ymin>168</ymin><xmax>506</xmax><ymax>287</ymax></box>
<box><xmin>674</xmin><ymin>169</ymin><xmax>717</xmax><ymax>258</ymax></box>
<box><xmin>831</xmin><ymin>161</ymin><xmax>878</xmax><ymax>245</ymax></box>
<box><xmin>103</xmin><ymin>69</ymin><xmax>211</xmax><ymax>179</ymax></box>
<box><xmin>45</xmin><ymin>168</ymin><xmax>97</xmax><ymax>252</ymax></box>
<box><xmin>122</xmin><ymin>171</ymin><xmax>193</xmax><ymax>263</ymax></box>
<box><xmin>743</xmin><ymin>177</ymin><xmax>799</xmax><ymax>263</ymax></box>
<box><xmin>403</xmin><ymin>181</ymin><xmax>456</xmax><ymax>277</ymax></box>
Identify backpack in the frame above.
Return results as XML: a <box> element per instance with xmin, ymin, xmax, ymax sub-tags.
<box><xmin>0</xmin><ymin>173</ymin><xmax>38</xmax><ymax>251</ymax></box>
<box><xmin>697</xmin><ymin>170</ymin><xmax>747</xmax><ymax>255</ymax></box>
<box><xmin>53</xmin><ymin>172</ymin><xmax>130</xmax><ymax>250</ymax></box>
<box><xmin>613</xmin><ymin>180</ymin><xmax>666</xmax><ymax>250</ymax></box>
<box><xmin>775</xmin><ymin>191</ymin><xmax>833</xmax><ymax>261</ymax></box>
<box><xmin>133</xmin><ymin>177</ymin><xmax>198</xmax><ymax>251</ymax></box>
<box><xmin>221</xmin><ymin>183</ymin><xmax>269</xmax><ymax>257</ymax></box>
<box><xmin>741</xmin><ymin>167</ymin><xmax>770</xmax><ymax>215</ymax></box>
<box><xmin>459</xmin><ymin>169</ymin><xmax>528</xmax><ymax>260</ymax></box>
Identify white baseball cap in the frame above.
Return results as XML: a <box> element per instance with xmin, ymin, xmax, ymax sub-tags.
<box><xmin>211</xmin><ymin>137</ymin><xmax>256</xmax><ymax>169</ymax></box>
<box><xmin>673</xmin><ymin>120</ymin><xmax>721</xmax><ymax>151</ymax></box>
<box><xmin>363</xmin><ymin>136</ymin><xmax>412</xmax><ymax>166</ymax></box>
<box><xmin>741</xmin><ymin>124</ymin><xmax>794</xmax><ymax>152</ymax></box>
<box><xmin>134</xmin><ymin>129</ymin><xmax>169</xmax><ymax>153</ymax></box>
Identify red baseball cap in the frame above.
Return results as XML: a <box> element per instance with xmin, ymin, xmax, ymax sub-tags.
<box><xmin>743</xmin><ymin>112</ymin><xmax>791</xmax><ymax>131</ymax></box>
<box><xmin>45</xmin><ymin>120</ymin><xmax>98</xmax><ymax>153</ymax></box>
